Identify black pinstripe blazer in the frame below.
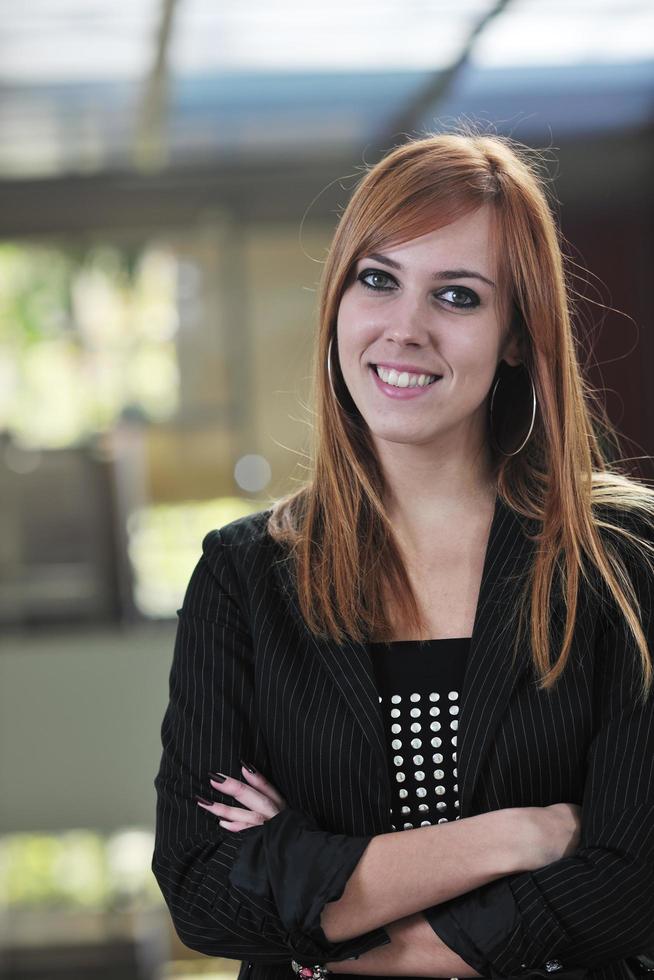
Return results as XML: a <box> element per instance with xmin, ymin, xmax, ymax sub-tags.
<box><xmin>151</xmin><ymin>493</ymin><xmax>654</xmax><ymax>980</ymax></box>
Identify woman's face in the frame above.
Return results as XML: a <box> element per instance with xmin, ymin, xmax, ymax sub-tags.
<box><xmin>335</xmin><ymin>205</ymin><xmax>520</xmax><ymax>455</ymax></box>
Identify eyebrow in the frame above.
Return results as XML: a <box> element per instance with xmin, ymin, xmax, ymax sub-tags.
<box><xmin>363</xmin><ymin>252</ymin><xmax>496</xmax><ymax>289</ymax></box>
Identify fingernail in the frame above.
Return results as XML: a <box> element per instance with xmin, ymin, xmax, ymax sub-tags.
<box><xmin>196</xmin><ymin>795</ymin><xmax>214</xmax><ymax>806</ymax></box>
<box><xmin>209</xmin><ymin>772</ymin><xmax>227</xmax><ymax>783</ymax></box>
<box><xmin>240</xmin><ymin>759</ymin><xmax>257</xmax><ymax>773</ymax></box>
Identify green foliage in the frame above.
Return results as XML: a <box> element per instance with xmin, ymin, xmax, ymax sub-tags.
<box><xmin>0</xmin><ymin>240</ymin><xmax>180</xmax><ymax>448</ymax></box>
<box><xmin>0</xmin><ymin>828</ymin><xmax>162</xmax><ymax>911</ymax></box>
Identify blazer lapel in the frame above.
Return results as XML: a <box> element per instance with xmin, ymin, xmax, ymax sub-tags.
<box><xmin>458</xmin><ymin>494</ymin><xmax>537</xmax><ymax>818</ymax></box>
<box><xmin>271</xmin><ymin>551</ymin><xmax>391</xmax><ymax>801</ymax></box>
<box><xmin>270</xmin><ymin>493</ymin><xmax>538</xmax><ymax>822</ymax></box>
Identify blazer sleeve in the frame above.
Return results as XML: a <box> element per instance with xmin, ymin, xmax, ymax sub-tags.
<box><xmin>151</xmin><ymin>528</ymin><xmax>392</xmax><ymax>965</ymax></box>
<box><xmin>423</xmin><ymin>517</ymin><xmax>654</xmax><ymax>978</ymax></box>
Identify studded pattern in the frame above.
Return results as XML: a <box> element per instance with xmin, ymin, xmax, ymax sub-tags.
<box><xmin>369</xmin><ymin>638</ymin><xmax>469</xmax><ymax>833</ymax></box>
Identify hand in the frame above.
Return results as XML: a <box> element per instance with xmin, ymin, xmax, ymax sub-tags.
<box><xmin>196</xmin><ymin>763</ymin><xmax>287</xmax><ymax>831</ymax></box>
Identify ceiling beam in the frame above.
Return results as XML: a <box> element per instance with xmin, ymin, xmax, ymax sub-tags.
<box><xmin>134</xmin><ymin>0</ymin><xmax>180</xmax><ymax>173</ymax></box>
<box><xmin>376</xmin><ymin>0</ymin><xmax>512</xmax><ymax>148</ymax></box>
<box><xmin>0</xmin><ymin>130</ymin><xmax>651</xmax><ymax>240</ymax></box>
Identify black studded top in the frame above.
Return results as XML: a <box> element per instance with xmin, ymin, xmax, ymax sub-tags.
<box><xmin>334</xmin><ymin>638</ymin><xmax>472</xmax><ymax>980</ymax></box>
<box><xmin>334</xmin><ymin>638</ymin><xmax>471</xmax><ymax>980</ymax></box>
<box><xmin>368</xmin><ymin>637</ymin><xmax>470</xmax><ymax>832</ymax></box>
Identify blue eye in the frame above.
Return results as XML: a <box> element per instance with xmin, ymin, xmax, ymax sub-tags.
<box><xmin>357</xmin><ymin>269</ymin><xmax>396</xmax><ymax>291</ymax></box>
<box><xmin>438</xmin><ymin>287</ymin><xmax>480</xmax><ymax>309</ymax></box>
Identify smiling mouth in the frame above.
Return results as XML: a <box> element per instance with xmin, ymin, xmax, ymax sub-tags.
<box><xmin>370</xmin><ymin>364</ymin><xmax>442</xmax><ymax>389</ymax></box>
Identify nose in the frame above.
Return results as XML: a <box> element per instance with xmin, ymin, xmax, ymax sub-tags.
<box><xmin>383</xmin><ymin>293</ymin><xmax>432</xmax><ymax>347</ymax></box>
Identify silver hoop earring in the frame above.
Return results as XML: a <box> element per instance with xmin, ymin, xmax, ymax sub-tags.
<box><xmin>489</xmin><ymin>367</ymin><xmax>537</xmax><ymax>456</ymax></box>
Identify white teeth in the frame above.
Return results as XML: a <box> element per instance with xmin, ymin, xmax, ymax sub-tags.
<box><xmin>375</xmin><ymin>365</ymin><xmax>438</xmax><ymax>388</ymax></box>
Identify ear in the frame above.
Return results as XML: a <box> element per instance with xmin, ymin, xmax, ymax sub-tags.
<box><xmin>501</xmin><ymin>333</ymin><xmax>523</xmax><ymax>368</ymax></box>
<box><xmin>500</xmin><ymin>307</ymin><xmax>525</xmax><ymax>367</ymax></box>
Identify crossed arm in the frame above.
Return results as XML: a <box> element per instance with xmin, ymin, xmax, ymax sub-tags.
<box><xmin>196</xmin><ymin>766</ymin><xmax>577</xmax><ymax>978</ymax></box>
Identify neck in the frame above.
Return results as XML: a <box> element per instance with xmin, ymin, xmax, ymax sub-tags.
<box><xmin>378</xmin><ymin>440</ymin><xmax>498</xmax><ymax>539</ymax></box>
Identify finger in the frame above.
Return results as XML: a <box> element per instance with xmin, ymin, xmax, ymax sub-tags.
<box><xmin>218</xmin><ymin>817</ymin><xmax>257</xmax><ymax>832</ymax></box>
<box><xmin>239</xmin><ymin>764</ymin><xmax>287</xmax><ymax>809</ymax></box>
<box><xmin>207</xmin><ymin>772</ymin><xmax>281</xmax><ymax>818</ymax></box>
<box><xmin>198</xmin><ymin>798</ymin><xmax>266</xmax><ymax>825</ymax></box>
<box><xmin>195</xmin><ymin>797</ymin><xmax>264</xmax><ymax>828</ymax></box>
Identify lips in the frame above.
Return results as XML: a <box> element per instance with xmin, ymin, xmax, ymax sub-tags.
<box><xmin>369</xmin><ymin>363</ymin><xmax>443</xmax><ymax>398</ymax></box>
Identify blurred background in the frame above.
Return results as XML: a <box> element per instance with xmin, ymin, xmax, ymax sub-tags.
<box><xmin>1</xmin><ymin>1</ymin><xmax>653</xmax><ymax>978</ymax></box>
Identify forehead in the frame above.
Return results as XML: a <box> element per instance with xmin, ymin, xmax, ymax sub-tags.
<box><xmin>374</xmin><ymin>206</ymin><xmax>496</xmax><ymax>271</ymax></box>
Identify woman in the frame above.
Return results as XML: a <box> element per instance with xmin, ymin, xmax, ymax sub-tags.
<box><xmin>151</xmin><ymin>131</ymin><xmax>654</xmax><ymax>980</ymax></box>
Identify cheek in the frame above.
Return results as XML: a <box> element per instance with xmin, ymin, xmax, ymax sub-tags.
<box><xmin>454</xmin><ymin>321</ymin><xmax>501</xmax><ymax>370</ymax></box>
<box><xmin>448</xmin><ymin>340</ymin><xmax>502</xmax><ymax>403</ymax></box>
<box><xmin>336</xmin><ymin>299</ymin><xmax>379</xmax><ymax>354</ymax></box>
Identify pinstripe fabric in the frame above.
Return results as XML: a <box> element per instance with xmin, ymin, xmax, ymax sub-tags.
<box><xmin>151</xmin><ymin>493</ymin><xmax>654</xmax><ymax>980</ymax></box>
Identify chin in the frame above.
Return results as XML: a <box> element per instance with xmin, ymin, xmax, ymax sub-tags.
<box><xmin>369</xmin><ymin>424</ymin><xmax>437</xmax><ymax>446</ymax></box>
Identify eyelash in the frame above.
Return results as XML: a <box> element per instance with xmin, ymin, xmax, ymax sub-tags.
<box><xmin>356</xmin><ymin>269</ymin><xmax>480</xmax><ymax>309</ymax></box>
